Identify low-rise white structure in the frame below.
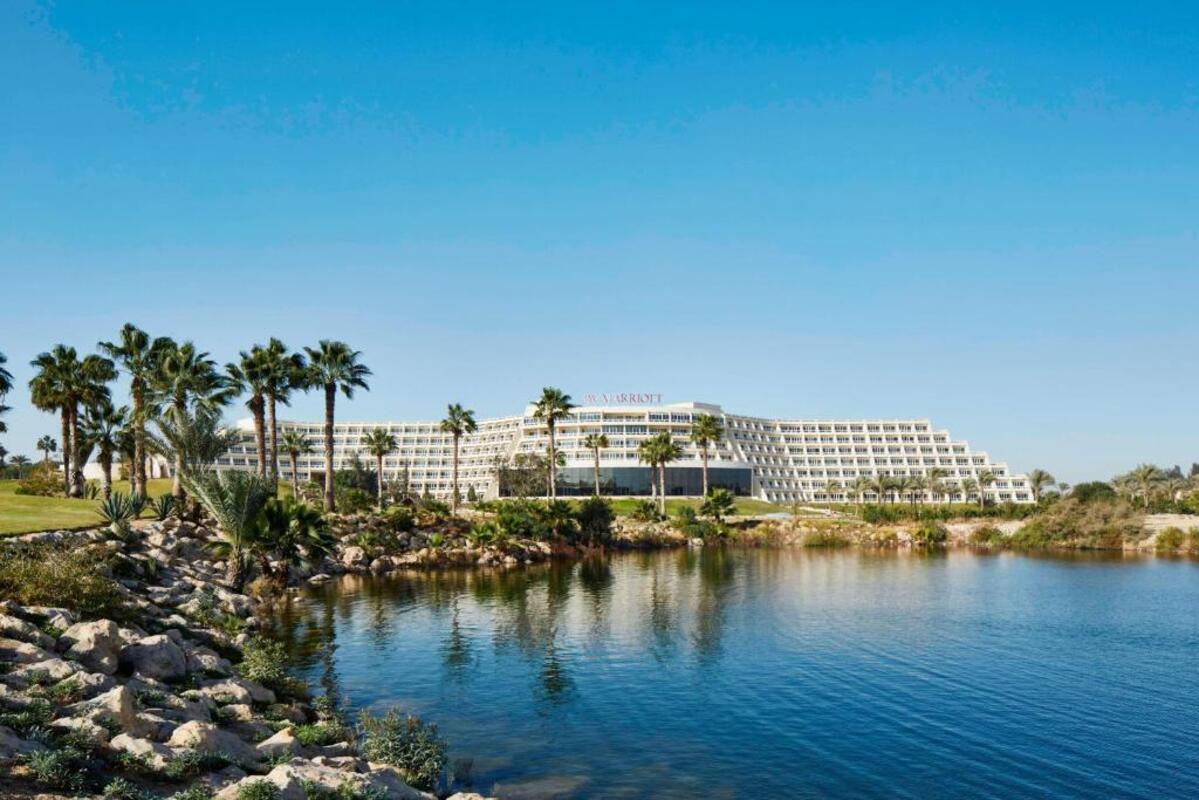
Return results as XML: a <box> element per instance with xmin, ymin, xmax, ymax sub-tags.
<box><xmin>214</xmin><ymin>401</ymin><xmax>1032</xmax><ymax>504</ymax></box>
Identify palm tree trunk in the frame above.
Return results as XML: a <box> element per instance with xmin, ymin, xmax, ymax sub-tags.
<box><xmin>132</xmin><ymin>379</ymin><xmax>146</xmax><ymax>497</ymax></box>
<box><xmin>290</xmin><ymin>452</ymin><xmax>299</xmax><ymax>500</ymax></box>
<box><xmin>268</xmin><ymin>394</ymin><xmax>279</xmax><ymax>481</ymax></box>
<box><xmin>451</xmin><ymin>433</ymin><xmax>460</xmax><ymax>513</ymax></box>
<box><xmin>69</xmin><ymin>403</ymin><xmax>84</xmax><ymax>498</ymax></box>
<box><xmin>593</xmin><ymin>448</ymin><xmax>600</xmax><ymax>496</ymax></box>
<box><xmin>547</xmin><ymin>421</ymin><xmax>556</xmax><ymax>500</ymax></box>
<box><xmin>658</xmin><ymin>461</ymin><xmax>666</xmax><ymax>515</ymax></box>
<box><xmin>100</xmin><ymin>454</ymin><xmax>112</xmax><ymax>500</ymax></box>
<box><xmin>376</xmin><ymin>453</ymin><xmax>384</xmax><ymax>511</ymax></box>
<box><xmin>323</xmin><ymin>384</ymin><xmax>336</xmax><ymax>512</ymax></box>
<box><xmin>59</xmin><ymin>408</ymin><xmax>71</xmax><ymax>497</ymax></box>
<box><xmin>701</xmin><ymin>447</ymin><xmax>709</xmax><ymax>497</ymax></box>
<box><xmin>252</xmin><ymin>397</ymin><xmax>266</xmax><ymax>478</ymax></box>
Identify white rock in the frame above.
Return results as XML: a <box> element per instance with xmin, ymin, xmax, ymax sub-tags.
<box><xmin>109</xmin><ymin>733</ymin><xmax>175</xmax><ymax>768</ymax></box>
<box><xmin>168</xmin><ymin>720</ymin><xmax>263</xmax><ymax>769</ymax></box>
<box><xmin>256</xmin><ymin>727</ymin><xmax>303</xmax><ymax>758</ymax></box>
<box><xmin>119</xmin><ymin>634</ymin><xmax>188</xmax><ymax>680</ymax></box>
<box><xmin>58</xmin><ymin>619</ymin><xmax>123</xmax><ymax>674</ymax></box>
<box><xmin>0</xmin><ymin>613</ymin><xmax>56</xmax><ymax>649</ymax></box>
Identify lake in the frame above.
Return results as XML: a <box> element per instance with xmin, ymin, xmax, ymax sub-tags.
<box><xmin>272</xmin><ymin>548</ymin><xmax>1199</xmax><ymax>799</ymax></box>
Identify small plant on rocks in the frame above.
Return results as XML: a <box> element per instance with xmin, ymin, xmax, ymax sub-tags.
<box><xmin>356</xmin><ymin>706</ymin><xmax>447</xmax><ymax>791</ymax></box>
<box><xmin>236</xmin><ymin>779</ymin><xmax>282</xmax><ymax>800</ymax></box>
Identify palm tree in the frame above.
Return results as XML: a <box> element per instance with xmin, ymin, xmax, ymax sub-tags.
<box><xmin>280</xmin><ymin>430</ymin><xmax>313</xmax><ymax>500</ymax></box>
<box><xmin>29</xmin><ymin>346</ymin><xmax>115</xmax><ymax>497</ymax></box>
<box><xmin>10</xmin><ymin>454</ymin><xmax>30</xmax><ymax>478</ymax></box>
<box><xmin>960</xmin><ymin>477</ymin><xmax>980</xmax><ymax>506</ymax></box>
<box><xmin>439</xmin><ymin>404</ymin><xmax>477</xmax><ymax>513</ymax></box>
<box><xmin>582</xmin><ymin>433</ymin><xmax>609</xmax><ymax>496</ymax></box>
<box><xmin>259</xmin><ymin>339</ymin><xmax>306</xmax><ymax>481</ymax></box>
<box><xmin>361</xmin><ymin>427</ymin><xmax>396</xmax><ymax>510</ymax></box>
<box><xmin>182</xmin><ymin>468</ymin><xmax>272</xmax><ymax>588</ymax></box>
<box><xmin>976</xmin><ymin>469</ymin><xmax>997</xmax><ymax>508</ymax></box>
<box><xmin>83</xmin><ymin>400</ymin><xmax>130</xmax><ymax>500</ymax></box>
<box><xmin>849</xmin><ymin>476</ymin><xmax>871</xmax><ymax>504</ymax></box>
<box><xmin>925</xmin><ymin>468</ymin><xmax>948</xmax><ymax>504</ymax></box>
<box><xmin>824</xmin><ymin>480</ymin><xmax>843</xmax><ymax>502</ymax></box>
<box><xmin>532</xmin><ymin>387</ymin><xmax>574</xmax><ymax>499</ymax></box>
<box><xmin>689</xmin><ymin>414</ymin><xmax>724</xmax><ymax>497</ymax></box>
<box><xmin>150</xmin><ymin>341</ymin><xmax>235</xmax><ymax>501</ymax></box>
<box><xmin>99</xmin><ymin>325</ymin><xmax>174</xmax><ymax>497</ymax></box>
<box><xmin>248</xmin><ymin>498</ymin><xmax>334</xmax><ymax>587</ymax></box>
<box><xmin>906</xmin><ymin>476</ymin><xmax>928</xmax><ymax>508</ymax></box>
<box><xmin>226</xmin><ymin>347</ymin><xmax>270</xmax><ymax>477</ymax></box>
<box><xmin>304</xmin><ymin>341</ymin><xmax>371</xmax><ymax>512</ymax></box>
<box><xmin>641</xmin><ymin>431</ymin><xmax>682</xmax><ymax>515</ymax></box>
<box><xmin>1128</xmin><ymin>464</ymin><xmax>1164</xmax><ymax>509</ymax></box>
<box><xmin>0</xmin><ymin>352</ymin><xmax>11</xmax><ymax>435</ymax></box>
<box><xmin>869</xmin><ymin>474</ymin><xmax>893</xmax><ymax>504</ymax></box>
<box><xmin>1026</xmin><ymin>468</ymin><xmax>1055</xmax><ymax>504</ymax></box>
<box><xmin>1056</xmin><ymin>481</ymin><xmax>1071</xmax><ymax>499</ymax></box>
<box><xmin>36</xmin><ymin>435</ymin><xmax>57</xmax><ymax>465</ymax></box>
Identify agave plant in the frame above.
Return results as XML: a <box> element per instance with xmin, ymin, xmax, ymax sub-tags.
<box><xmin>96</xmin><ymin>492</ymin><xmax>136</xmax><ymax>536</ymax></box>
<box><xmin>127</xmin><ymin>492</ymin><xmax>148</xmax><ymax>520</ymax></box>
<box><xmin>151</xmin><ymin>494</ymin><xmax>176</xmax><ymax>521</ymax></box>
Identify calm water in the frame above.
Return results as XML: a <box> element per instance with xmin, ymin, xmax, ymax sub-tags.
<box><xmin>273</xmin><ymin>549</ymin><xmax>1199</xmax><ymax>799</ymax></box>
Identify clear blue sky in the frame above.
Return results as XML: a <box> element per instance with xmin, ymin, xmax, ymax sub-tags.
<box><xmin>2</xmin><ymin>1</ymin><xmax>1197</xmax><ymax>483</ymax></box>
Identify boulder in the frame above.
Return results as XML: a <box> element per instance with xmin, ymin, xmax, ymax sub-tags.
<box><xmin>217</xmin><ymin>759</ymin><xmax>434</xmax><ymax>800</ymax></box>
<box><xmin>69</xmin><ymin>685</ymin><xmax>141</xmax><ymax>735</ymax></box>
<box><xmin>199</xmin><ymin>676</ymin><xmax>276</xmax><ymax>705</ymax></box>
<box><xmin>340</xmin><ymin>546</ymin><xmax>369</xmax><ymax>569</ymax></box>
<box><xmin>49</xmin><ymin>715</ymin><xmax>111</xmax><ymax>746</ymax></box>
<box><xmin>58</xmin><ymin>619</ymin><xmax>123</xmax><ymax>674</ymax></box>
<box><xmin>168</xmin><ymin>721</ymin><xmax>263</xmax><ymax>769</ymax></box>
<box><xmin>109</xmin><ymin>733</ymin><xmax>175</xmax><ymax>769</ymax></box>
<box><xmin>11</xmin><ymin>658</ymin><xmax>80</xmax><ymax>684</ymax></box>
<box><xmin>0</xmin><ymin>724</ymin><xmax>47</xmax><ymax>762</ymax></box>
<box><xmin>187</xmin><ymin>645</ymin><xmax>233</xmax><ymax>677</ymax></box>
<box><xmin>119</xmin><ymin>634</ymin><xmax>188</xmax><ymax>680</ymax></box>
<box><xmin>256</xmin><ymin>727</ymin><xmax>303</xmax><ymax>759</ymax></box>
<box><xmin>0</xmin><ymin>637</ymin><xmax>54</xmax><ymax>665</ymax></box>
<box><xmin>0</xmin><ymin>613</ymin><xmax>56</xmax><ymax>649</ymax></box>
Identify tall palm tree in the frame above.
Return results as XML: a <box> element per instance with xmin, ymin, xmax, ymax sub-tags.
<box><xmin>29</xmin><ymin>346</ymin><xmax>115</xmax><ymax>497</ymax></box>
<box><xmin>361</xmin><ymin>427</ymin><xmax>397</xmax><ymax>510</ymax></box>
<box><xmin>906</xmin><ymin>476</ymin><xmax>928</xmax><ymax>508</ymax></box>
<box><xmin>0</xmin><ymin>352</ymin><xmax>11</xmax><ymax>435</ymax></box>
<box><xmin>641</xmin><ymin>431</ymin><xmax>682</xmax><ymax>515</ymax></box>
<box><xmin>976</xmin><ymin>469</ymin><xmax>997</xmax><ymax>508</ymax></box>
<box><xmin>960</xmin><ymin>477</ymin><xmax>980</xmax><ymax>506</ymax></box>
<box><xmin>439</xmin><ymin>404</ymin><xmax>477</xmax><ymax>513</ymax></box>
<box><xmin>582</xmin><ymin>433</ymin><xmax>609</xmax><ymax>496</ymax></box>
<box><xmin>150</xmin><ymin>341</ymin><xmax>235</xmax><ymax>500</ymax></box>
<box><xmin>116</xmin><ymin>425</ymin><xmax>136</xmax><ymax>491</ymax></box>
<box><xmin>304</xmin><ymin>341</ymin><xmax>371</xmax><ymax>512</ymax></box>
<box><xmin>1056</xmin><ymin>481</ymin><xmax>1071</xmax><ymax>499</ymax></box>
<box><xmin>280</xmin><ymin>429</ymin><xmax>313</xmax><ymax>500</ymax></box>
<box><xmin>11</xmin><ymin>454</ymin><xmax>30</xmax><ymax>478</ymax></box>
<box><xmin>925</xmin><ymin>468</ymin><xmax>948</xmax><ymax>504</ymax></box>
<box><xmin>689</xmin><ymin>414</ymin><xmax>724</xmax><ymax>497</ymax></box>
<box><xmin>1128</xmin><ymin>464</ymin><xmax>1164</xmax><ymax>509</ymax></box>
<box><xmin>532</xmin><ymin>387</ymin><xmax>574</xmax><ymax>500</ymax></box>
<box><xmin>869</xmin><ymin>474</ymin><xmax>893</xmax><ymax>504</ymax></box>
<box><xmin>637</xmin><ymin>438</ymin><xmax>659</xmax><ymax>503</ymax></box>
<box><xmin>849</xmin><ymin>476</ymin><xmax>871</xmax><ymax>504</ymax></box>
<box><xmin>260</xmin><ymin>338</ymin><xmax>306</xmax><ymax>481</ymax></box>
<box><xmin>36</xmin><ymin>435</ymin><xmax>57</xmax><ymax>465</ymax></box>
<box><xmin>83</xmin><ymin>400</ymin><xmax>129</xmax><ymax>500</ymax></box>
<box><xmin>99</xmin><ymin>325</ymin><xmax>174</xmax><ymax>497</ymax></box>
<box><xmin>226</xmin><ymin>347</ymin><xmax>270</xmax><ymax>477</ymax></box>
<box><xmin>824</xmin><ymin>480</ymin><xmax>843</xmax><ymax>502</ymax></box>
<box><xmin>1025</xmin><ymin>468</ymin><xmax>1055</xmax><ymax>504</ymax></box>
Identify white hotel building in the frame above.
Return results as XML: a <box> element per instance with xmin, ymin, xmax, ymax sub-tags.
<box><xmin>215</xmin><ymin>400</ymin><xmax>1032</xmax><ymax>504</ymax></box>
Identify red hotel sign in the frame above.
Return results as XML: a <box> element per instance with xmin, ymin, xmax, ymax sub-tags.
<box><xmin>581</xmin><ymin>392</ymin><xmax>664</xmax><ymax>406</ymax></box>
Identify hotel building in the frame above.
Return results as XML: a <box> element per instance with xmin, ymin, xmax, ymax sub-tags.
<box><xmin>215</xmin><ymin>400</ymin><xmax>1032</xmax><ymax>504</ymax></box>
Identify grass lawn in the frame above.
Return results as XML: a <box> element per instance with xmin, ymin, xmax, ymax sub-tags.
<box><xmin>606</xmin><ymin>497</ymin><xmax>782</xmax><ymax>517</ymax></box>
<box><xmin>0</xmin><ymin>478</ymin><xmax>178</xmax><ymax>536</ymax></box>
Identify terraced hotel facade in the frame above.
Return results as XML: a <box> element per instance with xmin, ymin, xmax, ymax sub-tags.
<box><xmin>216</xmin><ymin>401</ymin><xmax>1032</xmax><ymax>504</ymax></box>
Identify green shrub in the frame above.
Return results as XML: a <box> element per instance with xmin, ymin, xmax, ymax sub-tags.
<box><xmin>672</xmin><ymin>507</ymin><xmax>722</xmax><ymax>539</ymax></box>
<box><xmin>384</xmin><ymin>506</ymin><xmax>415</xmax><ymax>532</ymax></box>
<box><xmin>356</xmin><ymin>707</ymin><xmax>447</xmax><ymax>791</ymax></box>
<box><xmin>969</xmin><ymin>525</ymin><xmax>1006</xmax><ymax>546</ymax></box>
<box><xmin>0</xmin><ymin>542</ymin><xmax>123</xmax><ymax>619</ymax></box>
<box><xmin>161</xmin><ymin>749</ymin><xmax>231</xmax><ymax>780</ymax></box>
<box><xmin>103</xmin><ymin>777</ymin><xmax>155</xmax><ymax>800</ymax></box>
<box><xmin>299</xmin><ymin>780</ymin><xmax>387</xmax><ymax>800</ymax></box>
<box><xmin>295</xmin><ymin>721</ymin><xmax>349</xmax><ymax>747</ymax></box>
<box><xmin>0</xmin><ymin>698</ymin><xmax>54</xmax><ymax>734</ymax></box>
<box><xmin>700</xmin><ymin>489</ymin><xmax>737</xmax><ymax>524</ymax></box>
<box><xmin>26</xmin><ymin>744</ymin><xmax>90</xmax><ymax>791</ymax></box>
<box><xmin>631</xmin><ymin>499</ymin><xmax>663</xmax><ymax>523</ymax></box>
<box><xmin>1070</xmin><ymin>482</ymin><xmax>1117</xmax><ymax>503</ymax></box>
<box><xmin>14</xmin><ymin>464</ymin><xmax>61</xmax><ymax>497</ymax></box>
<box><xmin>802</xmin><ymin>530</ymin><xmax>851</xmax><ymax>547</ymax></box>
<box><xmin>911</xmin><ymin>521</ymin><xmax>949</xmax><ymax>546</ymax></box>
<box><xmin>574</xmin><ymin>496</ymin><xmax>614</xmax><ymax>545</ymax></box>
<box><xmin>237</xmin><ymin>636</ymin><xmax>301</xmax><ymax>696</ymax></box>
<box><xmin>236</xmin><ymin>780</ymin><xmax>281</xmax><ymax>800</ymax></box>
<box><xmin>168</xmin><ymin>786</ymin><xmax>214</xmax><ymax>800</ymax></box>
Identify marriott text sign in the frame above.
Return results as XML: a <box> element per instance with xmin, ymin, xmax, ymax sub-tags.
<box><xmin>581</xmin><ymin>392</ymin><xmax>664</xmax><ymax>406</ymax></box>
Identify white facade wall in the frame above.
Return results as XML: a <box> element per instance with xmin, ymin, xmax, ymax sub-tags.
<box><xmin>214</xmin><ymin>401</ymin><xmax>1032</xmax><ymax>503</ymax></box>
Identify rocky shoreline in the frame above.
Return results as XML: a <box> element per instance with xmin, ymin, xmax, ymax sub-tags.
<box><xmin>0</xmin><ymin>517</ymin><xmax>496</xmax><ymax>800</ymax></box>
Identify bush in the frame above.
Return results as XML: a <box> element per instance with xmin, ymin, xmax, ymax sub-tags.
<box><xmin>802</xmin><ymin>530</ymin><xmax>851</xmax><ymax>547</ymax></box>
<box><xmin>672</xmin><ymin>506</ymin><xmax>722</xmax><ymax>539</ymax></box>
<box><xmin>335</xmin><ymin>487</ymin><xmax>375</xmax><ymax>514</ymax></box>
<box><xmin>574</xmin><ymin>497</ymin><xmax>614</xmax><ymax>545</ymax></box>
<box><xmin>356</xmin><ymin>707</ymin><xmax>447</xmax><ymax>791</ymax></box>
<box><xmin>14</xmin><ymin>464</ymin><xmax>61</xmax><ymax>497</ymax></box>
<box><xmin>1070</xmin><ymin>482</ymin><xmax>1117</xmax><ymax>504</ymax></box>
<box><xmin>103</xmin><ymin>777</ymin><xmax>155</xmax><ymax>800</ymax></box>
<box><xmin>168</xmin><ymin>787</ymin><xmax>214</xmax><ymax>800</ymax></box>
<box><xmin>237</xmin><ymin>636</ymin><xmax>301</xmax><ymax>696</ymax></box>
<box><xmin>969</xmin><ymin>525</ymin><xmax>1006</xmax><ymax>546</ymax></box>
<box><xmin>26</xmin><ymin>744</ymin><xmax>90</xmax><ymax>791</ymax></box>
<box><xmin>911</xmin><ymin>521</ymin><xmax>949</xmax><ymax>546</ymax></box>
<box><xmin>1155</xmin><ymin>527</ymin><xmax>1186</xmax><ymax>550</ymax></box>
<box><xmin>0</xmin><ymin>542</ymin><xmax>123</xmax><ymax>619</ymax></box>
<box><xmin>384</xmin><ymin>506</ymin><xmax>415</xmax><ymax>532</ymax></box>
<box><xmin>700</xmin><ymin>489</ymin><xmax>737</xmax><ymax>524</ymax></box>
<box><xmin>236</xmin><ymin>780</ymin><xmax>281</xmax><ymax>800</ymax></box>
<box><xmin>631</xmin><ymin>499</ymin><xmax>663</xmax><ymax>523</ymax></box>
<box><xmin>295</xmin><ymin>721</ymin><xmax>349</xmax><ymax>747</ymax></box>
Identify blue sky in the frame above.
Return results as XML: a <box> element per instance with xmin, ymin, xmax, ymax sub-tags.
<box><xmin>1</xmin><ymin>1</ymin><xmax>1197</xmax><ymax>482</ymax></box>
